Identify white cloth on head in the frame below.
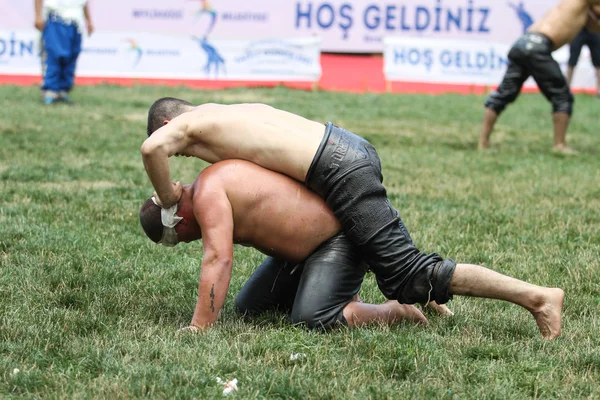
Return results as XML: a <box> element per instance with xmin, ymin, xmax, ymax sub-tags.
<box><xmin>151</xmin><ymin>196</ymin><xmax>183</xmax><ymax>247</ymax></box>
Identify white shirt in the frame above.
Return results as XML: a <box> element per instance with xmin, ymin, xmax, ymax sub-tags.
<box><xmin>44</xmin><ymin>0</ymin><xmax>87</xmax><ymax>29</ymax></box>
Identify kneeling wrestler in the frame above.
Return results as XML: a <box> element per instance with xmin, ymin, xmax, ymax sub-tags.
<box><xmin>139</xmin><ymin>160</ymin><xmax>429</xmax><ymax>331</ymax></box>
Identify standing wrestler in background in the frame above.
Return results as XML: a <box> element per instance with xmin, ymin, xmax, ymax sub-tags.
<box><xmin>478</xmin><ymin>0</ymin><xmax>600</xmax><ymax>154</ymax></box>
<box><xmin>566</xmin><ymin>27</ymin><xmax>600</xmax><ymax>97</ymax></box>
<box><xmin>34</xmin><ymin>0</ymin><xmax>94</xmax><ymax>104</ymax></box>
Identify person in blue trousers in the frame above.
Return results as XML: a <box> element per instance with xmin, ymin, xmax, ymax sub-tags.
<box><xmin>34</xmin><ymin>0</ymin><xmax>94</xmax><ymax>104</ymax></box>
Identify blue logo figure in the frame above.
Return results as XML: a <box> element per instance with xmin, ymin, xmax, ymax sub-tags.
<box><xmin>508</xmin><ymin>1</ymin><xmax>534</xmax><ymax>33</ymax></box>
<box><xmin>192</xmin><ymin>36</ymin><xmax>226</xmax><ymax>77</ymax></box>
<box><xmin>191</xmin><ymin>0</ymin><xmax>218</xmax><ymax>38</ymax></box>
<box><xmin>124</xmin><ymin>39</ymin><xmax>143</xmax><ymax>66</ymax></box>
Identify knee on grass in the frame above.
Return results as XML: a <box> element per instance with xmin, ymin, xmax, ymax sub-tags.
<box><xmin>233</xmin><ymin>296</ymin><xmax>269</xmax><ymax>319</ymax></box>
<box><xmin>290</xmin><ymin>305</ymin><xmax>346</xmax><ymax>331</ymax></box>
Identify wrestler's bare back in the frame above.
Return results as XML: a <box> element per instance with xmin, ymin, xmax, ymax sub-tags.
<box><xmin>179</xmin><ymin>103</ymin><xmax>326</xmax><ymax>182</ymax></box>
<box><xmin>193</xmin><ymin>160</ymin><xmax>341</xmax><ymax>263</ymax></box>
<box><xmin>530</xmin><ymin>0</ymin><xmax>600</xmax><ymax>48</ymax></box>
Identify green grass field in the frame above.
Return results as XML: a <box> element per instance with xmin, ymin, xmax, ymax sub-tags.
<box><xmin>1</xmin><ymin>85</ymin><xmax>599</xmax><ymax>399</ymax></box>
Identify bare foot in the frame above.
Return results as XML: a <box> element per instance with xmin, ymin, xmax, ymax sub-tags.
<box><xmin>530</xmin><ymin>288</ymin><xmax>564</xmax><ymax>340</ymax></box>
<box><xmin>386</xmin><ymin>301</ymin><xmax>430</xmax><ymax>325</ymax></box>
<box><xmin>552</xmin><ymin>145</ymin><xmax>578</xmax><ymax>155</ymax></box>
<box><xmin>176</xmin><ymin>325</ymin><xmax>201</xmax><ymax>335</ymax></box>
<box><xmin>478</xmin><ymin>141</ymin><xmax>491</xmax><ymax>150</ymax></box>
<box><xmin>424</xmin><ymin>301</ymin><xmax>454</xmax><ymax>316</ymax></box>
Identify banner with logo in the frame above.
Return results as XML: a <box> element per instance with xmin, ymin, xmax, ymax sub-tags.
<box><xmin>383</xmin><ymin>36</ymin><xmax>597</xmax><ymax>91</ymax></box>
<box><xmin>0</xmin><ymin>0</ymin><xmax>562</xmax><ymax>53</ymax></box>
<box><xmin>0</xmin><ymin>31</ymin><xmax>40</xmax><ymax>73</ymax></box>
<box><xmin>291</xmin><ymin>0</ymin><xmax>557</xmax><ymax>53</ymax></box>
<box><xmin>0</xmin><ymin>30</ymin><xmax>321</xmax><ymax>82</ymax></box>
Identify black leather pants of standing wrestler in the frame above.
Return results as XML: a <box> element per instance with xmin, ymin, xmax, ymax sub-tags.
<box><xmin>485</xmin><ymin>32</ymin><xmax>574</xmax><ymax>115</ymax></box>
<box><xmin>305</xmin><ymin>122</ymin><xmax>456</xmax><ymax>305</ymax></box>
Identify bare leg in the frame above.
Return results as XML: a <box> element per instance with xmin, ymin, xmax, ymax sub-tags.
<box><xmin>478</xmin><ymin>108</ymin><xmax>499</xmax><ymax>150</ymax></box>
<box><xmin>551</xmin><ymin>112</ymin><xmax>576</xmax><ymax>154</ymax></box>
<box><xmin>449</xmin><ymin>263</ymin><xmax>564</xmax><ymax>339</ymax></box>
<box><xmin>343</xmin><ymin>299</ymin><xmax>429</xmax><ymax>327</ymax></box>
<box><xmin>565</xmin><ymin>65</ymin><xmax>575</xmax><ymax>87</ymax></box>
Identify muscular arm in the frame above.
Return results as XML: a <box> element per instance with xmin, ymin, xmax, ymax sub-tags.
<box><xmin>140</xmin><ymin>114</ymin><xmax>194</xmax><ymax>208</ymax></box>
<box><xmin>189</xmin><ymin>185</ymin><xmax>235</xmax><ymax>329</ymax></box>
<box><xmin>140</xmin><ymin>108</ymin><xmax>220</xmax><ymax>208</ymax></box>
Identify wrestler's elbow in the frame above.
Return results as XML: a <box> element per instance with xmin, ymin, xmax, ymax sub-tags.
<box><xmin>202</xmin><ymin>252</ymin><xmax>233</xmax><ymax>274</ymax></box>
<box><xmin>141</xmin><ymin>140</ymin><xmax>169</xmax><ymax>161</ymax></box>
<box><xmin>140</xmin><ymin>140</ymin><xmax>158</xmax><ymax>157</ymax></box>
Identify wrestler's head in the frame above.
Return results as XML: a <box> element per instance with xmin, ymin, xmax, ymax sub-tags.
<box><xmin>147</xmin><ymin>97</ymin><xmax>194</xmax><ymax>137</ymax></box>
<box><xmin>139</xmin><ymin>184</ymin><xmax>201</xmax><ymax>246</ymax></box>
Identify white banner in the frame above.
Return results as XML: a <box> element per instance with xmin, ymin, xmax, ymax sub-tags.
<box><xmin>383</xmin><ymin>36</ymin><xmax>597</xmax><ymax>91</ymax></box>
<box><xmin>0</xmin><ymin>30</ymin><xmax>321</xmax><ymax>82</ymax></box>
<box><xmin>291</xmin><ymin>0</ymin><xmax>556</xmax><ymax>52</ymax></box>
<box><xmin>0</xmin><ymin>0</ymin><xmax>561</xmax><ymax>53</ymax></box>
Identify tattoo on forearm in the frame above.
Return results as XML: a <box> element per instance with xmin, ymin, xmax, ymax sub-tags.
<box><xmin>210</xmin><ymin>284</ymin><xmax>215</xmax><ymax>313</ymax></box>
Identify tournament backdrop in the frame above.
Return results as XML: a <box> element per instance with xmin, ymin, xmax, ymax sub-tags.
<box><xmin>0</xmin><ymin>0</ymin><xmax>564</xmax><ymax>52</ymax></box>
<box><xmin>0</xmin><ymin>0</ymin><xmax>596</xmax><ymax>90</ymax></box>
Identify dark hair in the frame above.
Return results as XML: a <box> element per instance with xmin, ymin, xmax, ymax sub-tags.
<box><xmin>139</xmin><ymin>198</ymin><xmax>163</xmax><ymax>243</ymax></box>
<box><xmin>147</xmin><ymin>97</ymin><xmax>194</xmax><ymax>136</ymax></box>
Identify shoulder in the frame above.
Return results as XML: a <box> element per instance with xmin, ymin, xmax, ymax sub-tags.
<box><xmin>167</xmin><ymin>103</ymin><xmax>222</xmax><ymax>124</ymax></box>
<box><xmin>181</xmin><ymin>103</ymin><xmax>229</xmax><ymax>129</ymax></box>
<box><xmin>192</xmin><ymin>167</ymin><xmax>232</xmax><ymax>223</ymax></box>
<box><xmin>193</xmin><ymin>103</ymin><xmax>220</xmax><ymax>111</ymax></box>
<box><xmin>195</xmin><ymin>165</ymin><xmax>227</xmax><ymax>194</ymax></box>
<box><xmin>204</xmin><ymin>159</ymin><xmax>261</xmax><ymax>176</ymax></box>
<box><xmin>195</xmin><ymin>102</ymin><xmax>272</xmax><ymax>113</ymax></box>
<box><xmin>195</xmin><ymin>161</ymin><xmax>268</xmax><ymax>198</ymax></box>
<box><xmin>194</xmin><ymin>162</ymin><xmax>245</xmax><ymax>200</ymax></box>
<box><xmin>191</xmin><ymin>103</ymin><xmax>230</xmax><ymax>116</ymax></box>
